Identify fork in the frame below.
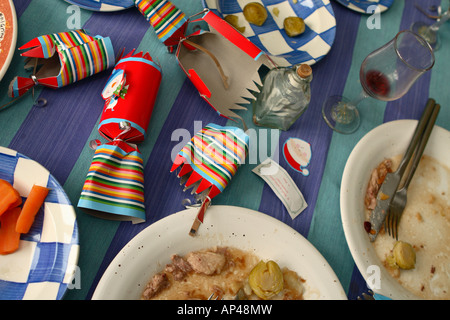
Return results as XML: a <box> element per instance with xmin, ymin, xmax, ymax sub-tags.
<box><xmin>208</xmin><ymin>292</ymin><xmax>222</xmax><ymax>300</ymax></box>
<box><xmin>385</xmin><ymin>103</ymin><xmax>440</xmax><ymax>239</ymax></box>
<box><xmin>357</xmin><ymin>290</ymin><xmax>391</xmax><ymax>300</ymax></box>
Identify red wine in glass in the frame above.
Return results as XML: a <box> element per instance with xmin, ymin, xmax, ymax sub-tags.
<box><xmin>364</xmin><ymin>70</ymin><xmax>391</xmax><ymax>99</ymax></box>
<box><xmin>322</xmin><ymin>30</ymin><xmax>434</xmax><ymax>134</ymax></box>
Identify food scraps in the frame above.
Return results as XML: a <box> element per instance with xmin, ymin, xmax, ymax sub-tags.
<box><xmin>224</xmin><ymin>14</ymin><xmax>245</xmax><ymax>33</ymax></box>
<box><xmin>243</xmin><ymin>2</ymin><xmax>268</xmax><ymax>26</ymax></box>
<box><xmin>284</xmin><ymin>16</ymin><xmax>305</xmax><ymax>37</ymax></box>
<box><xmin>141</xmin><ymin>246</ymin><xmax>305</xmax><ymax>300</ymax></box>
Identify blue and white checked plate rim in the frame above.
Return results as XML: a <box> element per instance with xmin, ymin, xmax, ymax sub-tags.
<box><xmin>0</xmin><ymin>147</ymin><xmax>79</xmax><ymax>300</ymax></box>
<box><xmin>64</xmin><ymin>0</ymin><xmax>134</xmax><ymax>11</ymax></box>
<box><xmin>202</xmin><ymin>0</ymin><xmax>337</xmax><ymax>66</ymax></box>
<box><xmin>334</xmin><ymin>0</ymin><xmax>394</xmax><ymax>14</ymax></box>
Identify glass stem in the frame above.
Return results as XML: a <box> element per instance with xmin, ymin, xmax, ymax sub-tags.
<box><xmin>349</xmin><ymin>90</ymin><xmax>369</xmax><ymax>107</ymax></box>
<box><xmin>430</xmin><ymin>10</ymin><xmax>450</xmax><ymax>32</ymax></box>
<box><xmin>332</xmin><ymin>91</ymin><xmax>367</xmax><ymax>125</ymax></box>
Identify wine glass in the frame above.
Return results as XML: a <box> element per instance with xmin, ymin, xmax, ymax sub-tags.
<box><xmin>411</xmin><ymin>7</ymin><xmax>450</xmax><ymax>51</ymax></box>
<box><xmin>322</xmin><ymin>30</ymin><xmax>435</xmax><ymax>134</ymax></box>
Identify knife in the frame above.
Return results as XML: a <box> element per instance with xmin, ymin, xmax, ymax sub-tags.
<box><xmin>368</xmin><ymin>98</ymin><xmax>437</xmax><ymax>242</ymax></box>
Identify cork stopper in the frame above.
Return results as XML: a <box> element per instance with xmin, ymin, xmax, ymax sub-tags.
<box><xmin>296</xmin><ymin>64</ymin><xmax>312</xmax><ymax>78</ymax></box>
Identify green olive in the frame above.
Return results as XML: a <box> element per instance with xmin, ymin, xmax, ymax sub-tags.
<box><xmin>243</xmin><ymin>2</ymin><xmax>268</xmax><ymax>26</ymax></box>
<box><xmin>393</xmin><ymin>241</ymin><xmax>416</xmax><ymax>270</ymax></box>
<box><xmin>248</xmin><ymin>260</ymin><xmax>283</xmax><ymax>299</ymax></box>
<box><xmin>224</xmin><ymin>14</ymin><xmax>246</xmax><ymax>33</ymax></box>
<box><xmin>284</xmin><ymin>16</ymin><xmax>305</xmax><ymax>37</ymax></box>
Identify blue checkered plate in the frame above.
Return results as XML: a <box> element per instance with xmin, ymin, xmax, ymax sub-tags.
<box><xmin>334</xmin><ymin>0</ymin><xmax>394</xmax><ymax>14</ymax></box>
<box><xmin>0</xmin><ymin>147</ymin><xmax>79</xmax><ymax>300</ymax></box>
<box><xmin>64</xmin><ymin>0</ymin><xmax>134</xmax><ymax>11</ymax></box>
<box><xmin>202</xmin><ymin>0</ymin><xmax>336</xmax><ymax>66</ymax></box>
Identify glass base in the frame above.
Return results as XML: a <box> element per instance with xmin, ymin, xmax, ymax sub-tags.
<box><xmin>322</xmin><ymin>95</ymin><xmax>360</xmax><ymax>134</ymax></box>
<box><xmin>411</xmin><ymin>21</ymin><xmax>440</xmax><ymax>50</ymax></box>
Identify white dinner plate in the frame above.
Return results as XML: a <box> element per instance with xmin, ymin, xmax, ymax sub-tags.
<box><xmin>0</xmin><ymin>0</ymin><xmax>17</xmax><ymax>81</ymax></box>
<box><xmin>335</xmin><ymin>0</ymin><xmax>394</xmax><ymax>14</ymax></box>
<box><xmin>0</xmin><ymin>147</ymin><xmax>79</xmax><ymax>300</ymax></box>
<box><xmin>64</xmin><ymin>0</ymin><xmax>134</xmax><ymax>11</ymax></box>
<box><xmin>341</xmin><ymin>120</ymin><xmax>450</xmax><ymax>299</ymax></box>
<box><xmin>93</xmin><ymin>205</ymin><xmax>347</xmax><ymax>300</ymax></box>
<box><xmin>202</xmin><ymin>0</ymin><xmax>336</xmax><ymax>66</ymax></box>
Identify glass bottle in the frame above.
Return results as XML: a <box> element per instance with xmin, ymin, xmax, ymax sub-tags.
<box><xmin>252</xmin><ymin>64</ymin><xmax>312</xmax><ymax>131</ymax></box>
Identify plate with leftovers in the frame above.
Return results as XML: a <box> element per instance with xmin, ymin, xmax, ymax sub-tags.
<box><xmin>341</xmin><ymin>120</ymin><xmax>450</xmax><ymax>300</ymax></box>
<box><xmin>334</xmin><ymin>0</ymin><xmax>394</xmax><ymax>14</ymax></box>
<box><xmin>0</xmin><ymin>0</ymin><xmax>17</xmax><ymax>81</ymax></box>
<box><xmin>92</xmin><ymin>205</ymin><xmax>347</xmax><ymax>300</ymax></box>
<box><xmin>201</xmin><ymin>0</ymin><xmax>336</xmax><ymax>66</ymax></box>
<box><xmin>0</xmin><ymin>147</ymin><xmax>79</xmax><ymax>300</ymax></box>
<box><xmin>64</xmin><ymin>0</ymin><xmax>134</xmax><ymax>11</ymax></box>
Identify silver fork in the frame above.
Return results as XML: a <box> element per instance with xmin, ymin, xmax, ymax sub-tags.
<box><xmin>386</xmin><ymin>103</ymin><xmax>440</xmax><ymax>240</ymax></box>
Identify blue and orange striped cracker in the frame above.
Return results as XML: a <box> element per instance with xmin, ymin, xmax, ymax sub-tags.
<box><xmin>78</xmin><ymin>140</ymin><xmax>146</xmax><ymax>223</ymax></box>
<box><xmin>135</xmin><ymin>0</ymin><xmax>188</xmax><ymax>50</ymax></box>
<box><xmin>8</xmin><ymin>29</ymin><xmax>114</xmax><ymax>98</ymax></box>
<box><xmin>171</xmin><ymin>123</ymin><xmax>249</xmax><ymax>200</ymax></box>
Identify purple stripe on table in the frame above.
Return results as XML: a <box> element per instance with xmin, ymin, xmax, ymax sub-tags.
<box><xmin>8</xmin><ymin>9</ymin><xmax>150</xmax><ymax>185</ymax></box>
<box><xmin>349</xmin><ymin>268</ymin><xmax>368</xmax><ymax>299</ymax></box>
<box><xmin>348</xmin><ymin>266</ymin><xmax>373</xmax><ymax>299</ymax></box>
<box><xmin>86</xmin><ymin>78</ymin><xmax>229</xmax><ymax>298</ymax></box>
<box><xmin>12</xmin><ymin>0</ymin><xmax>32</xmax><ymax>18</ymax></box>
<box><xmin>383</xmin><ymin>0</ymin><xmax>438</xmax><ymax>123</ymax></box>
<box><xmin>257</xmin><ymin>2</ymin><xmax>362</xmax><ymax>237</ymax></box>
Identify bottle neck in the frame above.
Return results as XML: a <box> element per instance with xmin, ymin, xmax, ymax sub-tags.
<box><xmin>287</xmin><ymin>66</ymin><xmax>312</xmax><ymax>87</ymax></box>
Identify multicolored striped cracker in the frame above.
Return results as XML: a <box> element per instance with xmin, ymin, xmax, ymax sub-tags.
<box><xmin>171</xmin><ymin>123</ymin><xmax>249</xmax><ymax>200</ymax></box>
<box><xmin>8</xmin><ymin>29</ymin><xmax>114</xmax><ymax>98</ymax></box>
<box><xmin>78</xmin><ymin>141</ymin><xmax>146</xmax><ymax>223</ymax></box>
<box><xmin>20</xmin><ymin>29</ymin><xmax>99</xmax><ymax>59</ymax></box>
<box><xmin>134</xmin><ymin>0</ymin><xmax>188</xmax><ymax>50</ymax></box>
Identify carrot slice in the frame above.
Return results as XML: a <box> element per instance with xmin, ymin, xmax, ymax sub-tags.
<box><xmin>0</xmin><ymin>179</ymin><xmax>22</xmax><ymax>216</ymax></box>
<box><xmin>15</xmin><ymin>185</ymin><xmax>49</xmax><ymax>234</ymax></box>
<box><xmin>0</xmin><ymin>207</ymin><xmax>22</xmax><ymax>255</ymax></box>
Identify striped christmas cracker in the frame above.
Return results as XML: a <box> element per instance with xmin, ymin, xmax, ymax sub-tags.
<box><xmin>78</xmin><ymin>141</ymin><xmax>146</xmax><ymax>223</ymax></box>
<box><xmin>55</xmin><ymin>30</ymin><xmax>113</xmax><ymax>86</ymax></box>
<box><xmin>31</xmin><ymin>29</ymin><xmax>98</xmax><ymax>59</ymax></box>
<box><xmin>134</xmin><ymin>0</ymin><xmax>188</xmax><ymax>50</ymax></box>
<box><xmin>8</xmin><ymin>29</ymin><xmax>114</xmax><ymax>98</ymax></box>
<box><xmin>171</xmin><ymin>123</ymin><xmax>249</xmax><ymax>199</ymax></box>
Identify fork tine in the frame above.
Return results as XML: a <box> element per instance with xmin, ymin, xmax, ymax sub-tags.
<box><xmin>391</xmin><ymin>214</ymin><xmax>396</xmax><ymax>240</ymax></box>
<box><xmin>386</xmin><ymin>210</ymin><xmax>394</xmax><ymax>238</ymax></box>
<box><xmin>393</xmin><ymin>220</ymin><xmax>397</xmax><ymax>240</ymax></box>
<box><xmin>394</xmin><ymin>212</ymin><xmax>401</xmax><ymax>240</ymax></box>
<box><xmin>392</xmin><ymin>214</ymin><xmax>397</xmax><ymax>239</ymax></box>
<box><xmin>208</xmin><ymin>293</ymin><xmax>221</xmax><ymax>300</ymax></box>
<box><xmin>393</xmin><ymin>213</ymin><xmax>398</xmax><ymax>239</ymax></box>
<box><xmin>385</xmin><ymin>212</ymin><xmax>391</xmax><ymax>237</ymax></box>
<box><xmin>389</xmin><ymin>213</ymin><xmax>394</xmax><ymax>237</ymax></box>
